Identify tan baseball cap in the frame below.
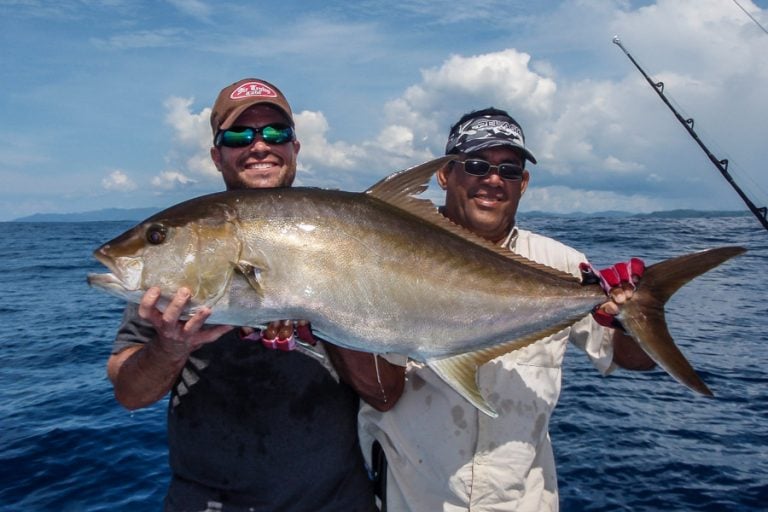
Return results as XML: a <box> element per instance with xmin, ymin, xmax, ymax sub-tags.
<box><xmin>210</xmin><ymin>78</ymin><xmax>294</xmax><ymax>135</ymax></box>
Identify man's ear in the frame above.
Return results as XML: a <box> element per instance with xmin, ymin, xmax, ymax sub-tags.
<box><xmin>436</xmin><ymin>161</ymin><xmax>453</xmax><ymax>190</ymax></box>
<box><xmin>520</xmin><ymin>169</ymin><xmax>531</xmax><ymax>195</ymax></box>
<box><xmin>210</xmin><ymin>146</ymin><xmax>222</xmax><ymax>172</ymax></box>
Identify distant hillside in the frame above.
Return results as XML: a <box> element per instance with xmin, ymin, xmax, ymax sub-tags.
<box><xmin>12</xmin><ymin>207</ymin><xmax>160</xmax><ymax>222</ymax></box>
<box><xmin>636</xmin><ymin>209</ymin><xmax>750</xmax><ymax>219</ymax></box>
<box><xmin>522</xmin><ymin>209</ymin><xmax>749</xmax><ymax>219</ymax></box>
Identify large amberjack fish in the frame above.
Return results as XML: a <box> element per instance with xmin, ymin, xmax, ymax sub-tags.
<box><xmin>88</xmin><ymin>156</ymin><xmax>745</xmax><ymax>416</ymax></box>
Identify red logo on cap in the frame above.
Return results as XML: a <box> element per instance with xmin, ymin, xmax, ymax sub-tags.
<box><xmin>230</xmin><ymin>81</ymin><xmax>278</xmax><ymax>101</ymax></box>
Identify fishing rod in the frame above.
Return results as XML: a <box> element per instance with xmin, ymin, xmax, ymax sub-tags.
<box><xmin>613</xmin><ymin>36</ymin><xmax>768</xmax><ymax>232</ymax></box>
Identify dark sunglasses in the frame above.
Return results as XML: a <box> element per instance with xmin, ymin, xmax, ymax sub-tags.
<box><xmin>453</xmin><ymin>159</ymin><xmax>525</xmax><ymax>181</ymax></box>
<box><xmin>215</xmin><ymin>124</ymin><xmax>295</xmax><ymax>147</ymax></box>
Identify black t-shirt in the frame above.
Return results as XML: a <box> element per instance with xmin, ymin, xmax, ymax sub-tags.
<box><xmin>114</xmin><ymin>305</ymin><xmax>375</xmax><ymax>512</ymax></box>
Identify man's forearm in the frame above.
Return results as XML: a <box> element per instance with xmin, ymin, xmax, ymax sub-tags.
<box><xmin>324</xmin><ymin>345</ymin><xmax>406</xmax><ymax>411</ymax></box>
<box><xmin>107</xmin><ymin>341</ymin><xmax>187</xmax><ymax>410</ymax></box>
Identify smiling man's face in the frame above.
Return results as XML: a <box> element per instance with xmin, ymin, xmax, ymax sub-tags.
<box><xmin>210</xmin><ymin>104</ymin><xmax>300</xmax><ymax>190</ymax></box>
<box><xmin>437</xmin><ymin>146</ymin><xmax>530</xmax><ymax>243</ymax></box>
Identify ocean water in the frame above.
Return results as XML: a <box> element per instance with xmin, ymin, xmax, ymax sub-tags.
<box><xmin>0</xmin><ymin>214</ymin><xmax>766</xmax><ymax>511</ymax></box>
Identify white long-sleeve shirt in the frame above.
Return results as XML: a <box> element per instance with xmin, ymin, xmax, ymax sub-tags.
<box><xmin>358</xmin><ymin>228</ymin><xmax>615</xmax><ymax>512</ymax></box>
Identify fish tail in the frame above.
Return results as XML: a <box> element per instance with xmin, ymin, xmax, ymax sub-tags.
<box><xmin>619</xmin><ymin>246</ymin><xmax>747</xmax><ymax>396</ymax></box>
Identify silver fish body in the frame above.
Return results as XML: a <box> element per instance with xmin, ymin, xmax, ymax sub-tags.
<box><xmin>88</xmin><ymin>157</ymin><xmax>745</xmax><ymax>415</ymax></box>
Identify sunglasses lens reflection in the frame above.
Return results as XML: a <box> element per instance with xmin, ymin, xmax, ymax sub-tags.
<box><xmin>217</xmin><ymin>124</ymin><xmax>294</xmax><ymax>147</ymax></box>
<box><xmin>459</xmin><ymin>160</ymin><xmax>523</xmax><ymax>181</ymax></box>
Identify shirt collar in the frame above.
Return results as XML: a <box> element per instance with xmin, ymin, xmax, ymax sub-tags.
<box><xmin>499</xmin><ymin>225</ymin><xmax>519</xmax><ymax>250</ymax></box>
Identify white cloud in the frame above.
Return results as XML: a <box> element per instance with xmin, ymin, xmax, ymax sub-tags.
<box><xmin>101</xmin><ymin>170</ymin><xmax>137</xmax><ymax>192</ymax></box>
<box><xmin>143</xmin><ymin>0</ymin><xmax>767</xmax><ymax>214</ymax></box>
<box><xmin>603</xmin><ymin>155</ymin><xmax>643</xmax><ymax>172</ymax></box>
<box><xmin>535</xmin><ymin>77</ymin><xmax>651</xmax><ymax>174</ymax></box>
<box><xmin>523</xmin><ymin>185</ymin><xmax>663</xmax><ymax>214</ymax></box>
<box><xmin>167</xmin><ymin>0</ymin><xmax>212</xmax><ymax>22</ymax></box>
<box><xmin>19</xmin><ymin>0</ymin><xmax>757</xmax><ymax>222</ymax></box>
<box><xmin>340</xmin><ymin>48</ymin><xmax>559</xmax><ymax>175</ymax></box>
<box><xmin>379</xmin><ymin>48</ymin><xmax>558</xmax><ymax>151</ymax></box>
<box><xmin>347</xmin><ymin>0</ymin><xmax>768</xmax><ymax>213</ymax></box>
<box><xmin>418</xmin><ymin>50</ymin><xmax>557</xmax><ymax>116</ymax></box>
<box><xmin>294</xmin><ymin>110</ymin><xmax>365</xmax><ymax>172</ymax></box>
<box><xmin>373</xmin><ymin>124</ymin><xmax>414</xmax><ymax>154</ymax></box>
<box><xmin>233</xmin><ymin>48</ymin><xmax>559</xmax><ymax>188</ymax></box>
<box><xmin>90</xmin><ymin>28</ymin><xmax>186</xmax><ymax>50</ymax></box>
<box><xmin>163</xmin><ymin>96</ymin><xmax>218</xmax><ymax>179</ymax></box>
<box><xmin>151</xmin><ymin>170</ymin><xmax>197</xmax><ymax>190</ymax></box>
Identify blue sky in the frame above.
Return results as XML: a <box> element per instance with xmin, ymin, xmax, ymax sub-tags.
<box><xmin>2</xmin><ymin>0</ymin><xmax>767</xmax><ymax>221</ymax></box>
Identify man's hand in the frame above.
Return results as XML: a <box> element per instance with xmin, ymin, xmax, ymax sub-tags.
<box><xmin>107</xmin><ymin>286</ymin><xmax>234</xmax><ymax>410</ymax></box>
<box><xmin>138</xmin><ymin>286</ymin><xmax>234</xmax><ymax>362</ymax></box>
<box><xmin>581</xmin><ymin>259</ymin><xmax>646</xmax><ymax>328</ymax></box>
<box><xmin>580</xmin><ymin>259</ymin><xmax>656</xmax><ymax>370</ymax></box>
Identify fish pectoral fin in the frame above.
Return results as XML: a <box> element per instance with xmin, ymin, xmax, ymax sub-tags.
<box><xmin>233</xmin><ymin>260</ymin><xmax>265</xmax><ymax>298</ymax></box>
<box><xmin>428</xmin><ymin>353</ymin><xmax>499</xmax><ymax>418</ymax></box>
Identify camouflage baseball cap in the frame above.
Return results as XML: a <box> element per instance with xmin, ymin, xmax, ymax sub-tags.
<box><xmin>445</xmin><ymin>108</ymin><xmax>537</xmax><ymax>164</ymax></box>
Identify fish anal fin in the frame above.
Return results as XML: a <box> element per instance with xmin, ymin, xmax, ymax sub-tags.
<box><xmin>428</xmin><ymin>319</ymin><xmax>578</xmax><ymax>417</ymax></box>
<box><xmin>428</xmin><ymin>354</ymin><xmax>499</xmax><ymax>418</ymax></box>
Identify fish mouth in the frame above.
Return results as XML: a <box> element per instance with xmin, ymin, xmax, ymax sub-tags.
<box><xmin>86</xmin><ymin>271</ymin><xmax>146</xmax><ymax>305</ymax></box>
<box><xmin>87</xmin><ymin>269</ymin><xmax>148</xmax><ymax>307</ymax></box>
<box><xmin>87</xmin><ymin>271</ymin><xmax>128</xmax><ymax>291</ymax></box>
<box><xmin>88</xmin><ymin>247</ymin><xmax>143</xmax><ymax>299</ymax></box>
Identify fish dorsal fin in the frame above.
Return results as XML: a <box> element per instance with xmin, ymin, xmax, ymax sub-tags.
<box><xmin>366</xmin><ymin>156</ymin><xmax>579</xmax><ymax>283</ymax></box>
<box><xmin>365</xmin><ymin>155</ymin><xmax>453</xmax><ymax>208</ymax></box>
<box><xmin>427</xmin><ymin>315</ymin><xmax>583</xmax><ymax>417</ymax></box>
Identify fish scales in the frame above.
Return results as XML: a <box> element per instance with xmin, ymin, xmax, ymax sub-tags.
<box><xmin>212</xmin><ymin>187</ymin><xmax>605</xmax><ymax>359</ymax></box>
<box><xmin>88</xmin><ymin>156</ymin><xmax>746</xmax><ymax>416</ymax></box>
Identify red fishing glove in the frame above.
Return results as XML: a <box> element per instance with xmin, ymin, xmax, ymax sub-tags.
<box><xmin>260</xmin><ymin>320</ymin><xmax>297</xmax><ymax>351</ymax></box>
<box><xmin>595</xmin><ymin>258</ymin><xmax>645</xmax><ymax>295</ymax></box>
<box><xmin>295</xmin><ymin>320</ymin><xmax>319</xmax><ymax>346</ymax></box>
<box><xmin>255</xmin><ymin>320</ymin><xmax>319</xmax><ymax>351</ymax></box>
<box><xmin>579</xmin><ymin>258</ymin><xmax>646</xmax><ymax>329</ymax></box>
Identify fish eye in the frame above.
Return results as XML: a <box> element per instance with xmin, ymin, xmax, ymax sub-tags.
<box><xmin>146</xmin><ymin>224</ymin><xmax>167</xmax><ymax>245</ymax></box>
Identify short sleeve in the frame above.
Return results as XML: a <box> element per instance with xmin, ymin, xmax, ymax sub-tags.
<box><xmin>112</xmin><ymin>303</ymin><xmax>156</xmax><ymax>355</ymax></box>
